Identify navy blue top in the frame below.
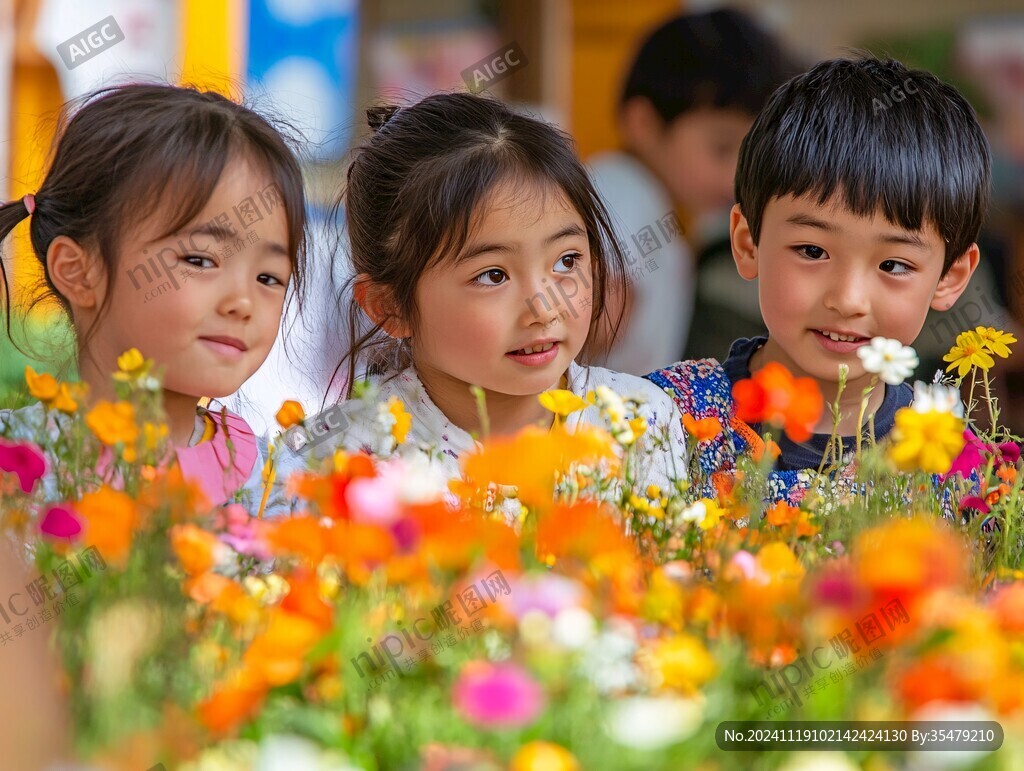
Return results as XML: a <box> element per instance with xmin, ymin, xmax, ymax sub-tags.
<box><xmin>720</xmin><ymin>336</ymin><xmax>914</xmax><ymax>471</ymax></box>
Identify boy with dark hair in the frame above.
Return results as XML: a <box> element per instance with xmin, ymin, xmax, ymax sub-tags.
<box><xmin>647</xmin><ymin>56</ymin><xmax>991</xmax><ymax>501</ymax></box>
<box><xmin>592</xmin><ymin>8</ymin><xmax>798</xmax><ymax>375</ymax></box>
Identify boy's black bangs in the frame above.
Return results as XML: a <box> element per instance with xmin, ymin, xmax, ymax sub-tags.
<box><xmin>738</xmin><ymin>59</ymin><xmax>991</xmax><ymax>266</ymax></box>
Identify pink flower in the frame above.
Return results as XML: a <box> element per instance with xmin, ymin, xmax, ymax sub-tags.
<box><xmin>0</xmin><ymin>438</ymin><xmax>46</xmax><ymax>493</ymax></box>
<box><xmin>216</xmin><ymin>504</ymin><xmax>271</xmax><ymax>560</ymax></box>
<box><xmin>345</xmin><ymin>475</ymin><xmax>401</xmax><ymax>525</ymax></box>
<box><xmin>453</xmin><ymin>661</ymin><xmax>545</xmax><ymax>728</ymax></box>
<box><xmin>942</xmin><ymin>429</ymin><xmax>987</xmax><ymax>482</ymax></box>
<box><xmin>504</xmin><ymin>574</ymin><xmax>585</xmax><ymax>620</ymax></box>
<box><xmin>39</xmin><ymin>505</ymin><xmax>82</xmax><ymax>540</ymax></box>
<box><xmin>727</xmin><ymin>550</ymin><xmax>759</xmax><ymax>581</ymax></box>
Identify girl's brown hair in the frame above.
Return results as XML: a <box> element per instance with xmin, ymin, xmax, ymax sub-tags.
<box><xmin>334</xmin><ymin>91</ymin><xmax>627</xmax><ymax>398</ymax></box>
<box><xmin>0</xmin><ymin>83</ymin><xmax>307</xmax><ymax>362</ymax></box>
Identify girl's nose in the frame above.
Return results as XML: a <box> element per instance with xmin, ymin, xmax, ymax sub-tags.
<box><xmin>217</xmin><ymin>280</ymin><xmax>254</xmax><ymax>318</ymax></box>
<box><xmin>520</xmin><ymin>277</ymin><xmax>572</xmax><ymax>328</ymax></box>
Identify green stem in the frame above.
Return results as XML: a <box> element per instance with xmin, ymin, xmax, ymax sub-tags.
<box><xmin>856</xmin><ymin>376</ymin><xmax>878</xmax><ymax>458</ymax></box>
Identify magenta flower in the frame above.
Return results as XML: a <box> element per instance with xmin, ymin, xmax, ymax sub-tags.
<box><xmin>0</xmin><ymin>438</ymin><xmax>46</xmax><ymax>493</ymax></box>
<box><xmin>39</xmin><ymin>505</ymin><xmax>82</xmax><ymax>540</ymax></box>
<box><xmin>959</xmin><ymin>496</ymin><xmax>991</xmax><ymax>515</ymax></box>
<box><xmin>942</xmin><ymin>429</ymin><xmax>987</xmax><ymax>482</ymax></box>
<box><xmin>453</xmin><ymin>661</ymin><xmax>545</xmax><ymax>728</ymax></box>
<box><xmin>996</xmin><ymin>441</ymin><xmax>1020</xmax><ymax>465</ymax></box>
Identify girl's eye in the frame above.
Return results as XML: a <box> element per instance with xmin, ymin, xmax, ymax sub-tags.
<box><xmin>474</xmin><ymin>269</ymin><xmax>508</xmax><ymax>286</ymax></box>
<box><xmin>554</xmin><ymin>252</ymin><xmax>582</xmax><ymax>273</ymax></box>
<box><xmin>258</xmin><ymin>274</ymin><xmax>287</xmax><ymax>287</ymax></box>
<box><xmin>796</xmin><ymin>245</ymin><xmax>827</xmax><ymax>261</ymax></box>
<box><xmin>880</xmin><ymin>259</ymin><xmax>912</xmax><ymax>275</ymax></box>
<box><xmin>183</xmin><ymin>255</ymin><xmax>216</xmax><ymax>270</ymax></box>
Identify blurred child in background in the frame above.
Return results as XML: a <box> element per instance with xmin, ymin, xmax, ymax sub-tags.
<box><xmin>590</xmin><ymin>8</ymin><xmax>799</xmax><ymax>374</ymax></box>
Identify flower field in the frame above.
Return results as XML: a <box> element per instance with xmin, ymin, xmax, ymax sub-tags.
<box><xmin>2</xmin><ymin>328</ymin><xmax>1023</xmax><ymax>770</ymax></box>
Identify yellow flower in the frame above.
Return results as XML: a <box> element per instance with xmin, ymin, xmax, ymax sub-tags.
<box><xmin>143</xmin><ymin>422</ymin><xmax>169</xmax><ymax>451</ymax></box>
<box><xmin>646</xmin><ymin>484</ymin><xmax>662</xmax><ymax>499</ymax></box>
<box><xmin>888</xmin><ymin>407</ymin><xmax>965</xmax><ymax>474</ymax></box>
<box><xmin>50</xmin><ymin>382</ymin><xmax>80</xmax><ymax>414</ymax></box>
<box><xmin>117</xmin><ymin>348</ymin><xmax>145</xmax><ymax>373</ymax></box>
<box><xmin>386</xmin><ymin>396</ymin><xmax>411</xmax><ymax>444</ymax></box>
<box><xmin>112</xmin><ymin>348</ymin><xmax>150</xmax><ymax>382</ymax></box>
<box><xmin>25</xmin><ymin>366</ymin><xmax>59</xmax><ymax>402</ymax></box>
<box><xmin>275</xmin><ymin>399</ymin><xmax>305</xmax><ymax>429</ymax></box>
<box><xmin>698</xmin><ymin>499</ymin><xmax>725</xmax><ymax>530</ymax></box>
<box><xmin>645</xmin><ymin>634</ymin><xmax>717</xmax><ymax>693</ymax></box>
<box><xmin>538</xmin><ymin>389</ymin><xmax>589</xmax><ymax>418</ymax></box>
<box><xmin>943</xmin><ymin>330</ymin><xmax>995</xmax><ymax>377</ymax></box>
<box><xmin>86</xmin><ymin>401</ymin><xmax>139</xmax><ymax>446</ymax></box>
<box><xmin>975</xmin><ymin>327</ymin><xmax>1016</xmax><ymax>359</ymax></box>
<box><xmin>628</xmin><ymin>416</ymin><xmax>648</xmax><ymax>440</ymax></box>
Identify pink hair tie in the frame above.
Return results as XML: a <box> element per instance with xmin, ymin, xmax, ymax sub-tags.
<box><xmin>22</xmin><ymin>194</ymin><xmax>35</xmax><ymax>215</ymax></box>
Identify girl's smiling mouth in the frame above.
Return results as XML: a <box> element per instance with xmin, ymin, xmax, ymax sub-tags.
<box><xmin>506</xmin><ymin>340</ymin><xmax>560</xmax><ymax>366</ymax></box>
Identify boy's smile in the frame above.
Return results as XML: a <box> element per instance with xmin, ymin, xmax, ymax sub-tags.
<box><xmin>731</xmin><ymin>192</ymin><xmax>978</xmax><ymax>425</ymax></box>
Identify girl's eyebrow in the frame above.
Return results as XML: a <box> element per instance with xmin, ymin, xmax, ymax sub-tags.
<box><xmin>457</xmin><ymin>222</ymin><xmax>587</xmax><ymax>263</ymax></box>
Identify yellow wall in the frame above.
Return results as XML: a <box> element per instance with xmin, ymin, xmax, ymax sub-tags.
<box><xmin>570</xmin><ymin>0</ymin><xmax>683</xmax><ymax>160</ymax></box>
<box><xmin>7</xmin><ymin>0</ymin><xmax>244</xmax><ymax>307</ymax></box>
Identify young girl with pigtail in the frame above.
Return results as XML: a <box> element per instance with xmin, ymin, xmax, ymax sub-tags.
<box><xmin>0</xmin><ymin>83</ymin><xmax>307</xmax><ymax>515</ymax></box>
<box><xmin>286</xmin><ymin>93</ymin><xmax>689</xmax><ymax>508</ymax></box>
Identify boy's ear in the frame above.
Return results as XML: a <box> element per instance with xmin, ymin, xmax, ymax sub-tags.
<box><xmin>619</xmin><ymin>96</ymin><xmax>665</xmax><ymax>150</ymax></box>
<box><xmin>46</xmin><ymin>236</ymin><xmax>106</xmax><ymax>309</ymax></box>
<box><xmin>730</xmin><ymin>204</ymin><xmax>759</xmax><ymax>280</ymax></box>
<box><xmin>930</xmin><ymin>243</ymin><xmax>980</xmax><ymax>311</ymax></box>
<box><xmin>353</xmin><ymin>275</ymin><xmax>411</xmax><ymax>338</ymax></box>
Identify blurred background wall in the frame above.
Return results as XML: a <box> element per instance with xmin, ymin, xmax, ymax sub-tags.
<box><xmin>3</xmin><ymin>0</ymin><xmax>1023</xmax><ymax>426</ymax></box>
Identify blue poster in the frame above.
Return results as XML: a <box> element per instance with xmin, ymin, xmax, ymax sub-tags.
<box><xmin>247</xmin><ymin>0</ymin><xmax>359</xmax><ymax>161</ymax></box>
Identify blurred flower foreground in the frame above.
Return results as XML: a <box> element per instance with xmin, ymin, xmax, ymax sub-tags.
<box><xmin>2</xmin><ymin>329</ymin><xmax>1024</xmax><ymax>771</ymax></box>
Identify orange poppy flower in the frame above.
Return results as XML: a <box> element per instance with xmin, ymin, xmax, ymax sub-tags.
<box><xmin>462</xmin><ymin>425</ymin><xmax>617</xmax><ymax>509</ymax></box>
<box><xmin>732</xmin><ymin>362</ymin><xmax>823</xmax><ymax>443</ymax></box>
<box><xmin>170</xmin><ymin>523</ymin><xmax>222</xmax><ymax>576</ymax></box>
<box><xmin>197</xmin><ymin>665</ymin><xmax>267</xmax><ymax>734</ymax></box>
<box><xmin>682</xmin><ymin>414</ymin><xmax>723</xmax><ymax>442</ymax></box>
<box><xmin>74</xmin><ymin>485</ymin><xmax>139</xmax><ymax>566</ymax></box>
<box><xmin>243</xmin><ymin>608</ymin><xmax>324</xmax><ymax>686</ymax></box>
<box><xmin>275</xmin><ymin>400</ymin><xmax>305</xmax><ymax>429</ymax></box>
<box><xmin>536</xmin><ymin>501</ymin><xmax>636</xmax><ymax>571</ymax></box>
<box><xmin>85</xmin><ymin>400</ymin><xmax>139</xmax><ymax>446</ymax></box>
<box><xmin>279</xmin><ymin>569</ymin><xmax>334</xmax><ymax>633</ymax></box>
<box><xmin>265</xmin><ymin>516</ymin><xmax>328</xmax><ymax>565</ymax></box>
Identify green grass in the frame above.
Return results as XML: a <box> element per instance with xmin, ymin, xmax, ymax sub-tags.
<box><xmin>0</xmin><ymin>312</ymin><xmax>77</xmax><ymax>409</ymax></box>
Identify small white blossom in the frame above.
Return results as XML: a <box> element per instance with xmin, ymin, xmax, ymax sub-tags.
<box><xmin>604</xmin><ymin>696</ymin><xmax>705</xmax><ymax>750</ymax></box>
<box><xmin>680</xmin><ymin>500</ymin><xmax>707</xmax><ymax>523</ymax></box>
<box><xmin>857</xmin><ymin>337</ymin><xmax>919</xmax><ymax>385</ymax></box>
<box><xmin>911</xmin><ymin>381</ymin><xmax>965</xmax><ymax>418</ymax></box>
<box><xmin>551</xmin><ymin>607</ymin><xmax>597</xmax><ymax>650</ymax></box>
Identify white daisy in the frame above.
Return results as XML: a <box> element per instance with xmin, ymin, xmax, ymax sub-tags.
<box><xmin>911</xmin><ymin>380</ymin><xmax>965</xmax><ymax>417</ymax></box>
<box><xmin>857</xmin><ymin>337</ymin><xmax>919</xmax><ymax>385</ymax></box>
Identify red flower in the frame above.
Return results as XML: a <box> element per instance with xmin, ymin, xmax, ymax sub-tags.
<box><xmin>732</xmin><ymin>362</ymin><xmax>823</xmax><ymax>443</ymax></box>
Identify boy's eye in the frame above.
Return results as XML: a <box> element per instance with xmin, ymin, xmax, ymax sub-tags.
<box><xmin>554</xmin><ymin>252</ymin><xmax>582</xmax><ymax>273</ymax></box>
<box><xmin>880</xmin><ymin>259</ymin><xmax>912</xmax><ymax>275</ymax></box>
<box><xmin>474</xmin><ymin>269</ymin><xmax>508</xmax><ymax>286</ymax></box>
<box><xmin>797</xmin><ymin>245</ymin><xmax>827</xmax><ymax>261</ymax></box>
<box><xmin>183</xmin><ymin>255</ymin><xmax>216</xmax><ymax>270</ymax></box>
